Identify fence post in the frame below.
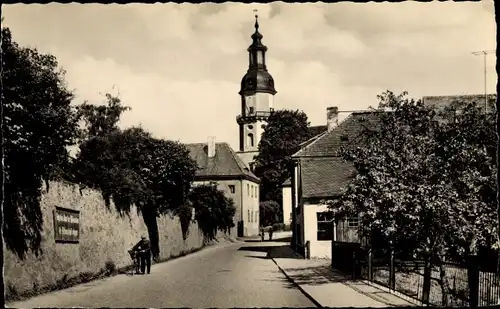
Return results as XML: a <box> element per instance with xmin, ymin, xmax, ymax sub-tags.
<box><xmin>368</xmin><ymin>247</ymin><xmax>373</xmax><ymax>281</ymax></box>
<box><xmin>352</xmin><ymin>250</ymin><xmax>357</xmax><ymax>280</ymax></box>
<box><xmin>467</xmin><ymin>254</ymin><xmax>479</xmax><ymax>307</ymax></box>
<box><xmin>422</xmin><ymin>257</ymin><xmax>431</xmax><ymax>305</ymax></box>
<box><xmin>389</xmin><ymin>247</ymin><xmax>395</xmax><ymax>290</ymax></box>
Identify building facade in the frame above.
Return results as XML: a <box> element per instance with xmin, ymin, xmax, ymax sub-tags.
<box><xmin>186</xmin><ymin>139</ymin><xmax>260</xmax><ymax>237</ymax></box>
<box><xmin>281</xmin><ymin>179</ymin><xmax>292</xmax><ymax>225</ymax></box>
<box><xmin>289</xmin><ymin>107</ymin><xmax>377</xmax><ymax>258</ymax></box>
<box><xmin>236</xmin><ymin>15</ymin><xmax>277</xmax><ymax>170</ymax></box>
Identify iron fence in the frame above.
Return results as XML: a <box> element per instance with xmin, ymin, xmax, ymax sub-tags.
<box><xmin>331</xmin><ymin>242</ymin><xmax>500</xmax><ymax>307</ymax></box>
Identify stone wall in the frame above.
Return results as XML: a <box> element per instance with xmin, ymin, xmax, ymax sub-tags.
<box><xmin>4</xmin><ymin>181</ymin><xmax>207</xmax><ymax>297</ymax></box>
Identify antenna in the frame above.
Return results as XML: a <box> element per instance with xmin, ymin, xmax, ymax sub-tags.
<box><xmin>472</xmin><ymin>50</ymin><xmax>495</xmax><ymax>111</ymax></box>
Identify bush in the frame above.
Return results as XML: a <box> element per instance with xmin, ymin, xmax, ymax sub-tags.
<box><xmin>104</xmin><ymin>260</ymin><xmax>116</xmax><ymax>275</ymax></box>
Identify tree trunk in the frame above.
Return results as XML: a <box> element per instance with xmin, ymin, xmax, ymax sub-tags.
<box><xmin>438</xmin><ymin>259</ymin><xmax>451</xmax><ymax>306</ymax></box>
<box><xmin>142</xmin><ymin>206</ymin><xmax>160</xmax><ymax>260</ymax></box>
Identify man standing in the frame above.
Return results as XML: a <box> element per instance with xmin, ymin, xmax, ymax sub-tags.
<box><xmin>132</xmin><ymin>235</ymin><xmax>152</xmax><ymax>274</ymax></box>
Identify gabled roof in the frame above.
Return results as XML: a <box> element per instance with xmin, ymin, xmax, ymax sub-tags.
<box><xmin>185</xmin><ymin>142</ymin><xmax>260</xmax><ymax>183</ymax></box>
<box><xmin>293</xmin><ymin>111</ymin><xmax>384</xmax><ymax>158</ymax></box>
<box><xmin>301</xmin><ymin>157</ymin><xmax>356</xmax><ymax>199</ymax></box>
<box><xmin>292</xmin><ymin>110</ymin><xmax>386</xmax><ymax>199</ymax></box>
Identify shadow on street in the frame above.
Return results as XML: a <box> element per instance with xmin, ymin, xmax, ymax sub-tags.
<box><xmin>244</xmin><ymin>236</ymin><xmax>292</xmax><ymax>243</ymax></box>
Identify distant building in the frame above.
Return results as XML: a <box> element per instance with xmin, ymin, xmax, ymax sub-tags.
<box><xmin>185</xmin><ymin>138</ymin><xmax>260</xmax><ymax>237</ymax></box>
<box><xmin>422</xmin><ymin>93</ymin><xmax>496</xmax><ymax>112</ymax></box>
<box><xmin>236</xmin><ymin>15</ymin><xmax>277</xmax><ymax>171</ymax></box>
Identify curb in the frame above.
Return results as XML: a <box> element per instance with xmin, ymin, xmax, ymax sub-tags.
<box><xmin>270</xmin><ymin>257</ymin><xmax>324</xmax><ymax>308</ymax></box>
<box><xmin>320</xmin><ymin>267</ymin><xmax>420</xmax><ymax>306</ymax></box>
<box><xmin>361</xmin><ymin>279</ymin><xmax>423</xmax><ymax>306</ymax></box>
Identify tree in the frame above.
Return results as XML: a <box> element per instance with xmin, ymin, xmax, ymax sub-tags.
<box><xmin>76</xmin><ymin>92</ymin><xmax>130</xmax><ymax>139</ymax></box>
<box><xmin>328</xmin><ymin>91</ymin><xmax>497</xmax><ymax>305</ymax></box>
<box><xmin>259</xmin><ymin>201</ymin><xmax>280</xmax><ymax>227</ymax></box>
<box><xmin>254</xmin><ymin>110</ymin><xmax>312</xmax><ymax>208</ymax></box>
<box><xmin>2</xmin><ymin>26</ymin><xmax>81</xmax><ymax>259</ymax></box>
<box><xmin>189</xmin><ymin>185</ymin><xmax>236</xmax><ymax>242</ymax></box>
<box><xmin>72</xmin><ymin>97</ymin><xmax>198</xmax><ymax>259</ymax></box>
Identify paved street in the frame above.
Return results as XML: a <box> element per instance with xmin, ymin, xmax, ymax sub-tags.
<box><xmin>7</xmin><ymin>239</ymin><xmax>316</xmax><ymax>308</ymax></box>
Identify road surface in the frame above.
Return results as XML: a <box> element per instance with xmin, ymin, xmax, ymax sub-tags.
<box><xmin>7</xmin><ymin>239</ymin><xmax>316</xmax><ymax>308</ymax></box>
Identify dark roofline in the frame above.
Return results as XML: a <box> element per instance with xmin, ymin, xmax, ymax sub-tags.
<box><xmin>195</xmin><ymin>174</ymin><xmax>260</xmax><ymax>184</ymax></box>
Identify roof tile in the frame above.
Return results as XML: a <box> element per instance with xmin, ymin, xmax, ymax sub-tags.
<box><xmin>185</xmin><ymin>143</ymin><xmax>259</xmax><ymax>182</ymax></box>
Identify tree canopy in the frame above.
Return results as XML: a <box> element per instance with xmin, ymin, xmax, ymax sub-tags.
<box><xmin>328</xmin><ymin>91</ymin><xmax>497</xmax><ymax>305</ymax></box>
<box><xmin>254</xmin><ymin>109</ymin><xmax>312</xmax><ymax>208</ymax></box>
<box><xmin>259</xmin><ymin>201</ymin><xmax>280</xmax><ymax>228</ymax></box>
<box><xmin>72</xmin><ymin>96</ymin><xmax>198</xmax><ymax>258</ymax></box>
<box><xmin>2</xmin><ymin>26</ymin><xmax>81</xmax><ymax>258</ymax></box>
<box><xmin>189</xmin><ymin>184</ymin><xmax>236</xmax><ymax>242</ymax></box>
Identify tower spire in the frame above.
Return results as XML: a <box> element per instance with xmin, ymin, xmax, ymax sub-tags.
<box><xmin>254</xmin><ymin>10</ymin><xmax>259</xmax><ymax>31</ymax></box>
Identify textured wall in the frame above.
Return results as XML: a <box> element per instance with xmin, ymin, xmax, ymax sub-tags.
<box><xmin>4</xmin><ymin>181</ymin><xmax>206</xmax><ymax>296</ymax></box>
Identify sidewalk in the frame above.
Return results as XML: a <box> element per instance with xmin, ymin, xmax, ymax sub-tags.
<box><xmin>270</xmin><ymin>246</ymin><xmax>415</xmax><ymax>308</ymax></box>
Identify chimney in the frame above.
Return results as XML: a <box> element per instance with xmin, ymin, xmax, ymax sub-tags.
<box><xmin>207</xmin><ymin>136</ymin><xmax>216</xmax><ymax>158</ymax></box>
<box><xmin>326</xmin><ymin>106</ymin><xmax>339</xmax><ymax>132</ymax></box>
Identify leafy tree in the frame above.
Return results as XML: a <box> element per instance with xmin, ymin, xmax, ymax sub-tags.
<box><xmin>328</xmin><ymin>91</ymin><xmax>497</xmax><ymax>305</ymax></box>
<box><xmin>259</xmin><ymin>201</ymin><xmax>280</xmax><ymax>227</ymax></box>
<box><xmin>73</xmin><ymin>97</ymin><xmax>198</xmax><ymax>258</ymax></box>
<box><xmin>254</xmin><ymin>110</ymin><xmax>312</xmax><ymax>208</ymax></box>
<box><xmin>189</xmin><ymin>185</ymin><xmax>236</xmax><ymax>242</ymax></box>
<box><xmin>76</xmin><ymin>92</ymin><xmax>130</xmax><ymax>138</ymax></box>
<box><xmin>2</xmin><ymin>26</ymin><xmax>81</xmax><ymax>258</ymax></box>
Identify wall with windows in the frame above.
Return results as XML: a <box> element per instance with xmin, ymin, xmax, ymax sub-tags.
<box><xmin>302</xmin><ymin>203</ymin><xmax>333</xmax><ymax>259</ymax></box>
<box><xmin>242</xmin><ymin>179</ymin><xmax>260</xmax><ymax>236</ymax></box>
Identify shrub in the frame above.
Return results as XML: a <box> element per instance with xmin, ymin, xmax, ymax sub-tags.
<box><xmin>104</xmin><ymin>260</ymin><xmax>116</xmax><ymax>275</ymax></box>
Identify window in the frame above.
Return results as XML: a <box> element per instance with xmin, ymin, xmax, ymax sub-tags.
<box><xmin>347</xmin><ymin>217</ymin><xmax>359</xmax><ymax>228</ymax></box>
<box><xmin>228</xmin><ymin>185</ymin><xmax>235</xmax><ymax>194</ymax></box>
<box><xmin>247</xmin><ymin>184</ymin><xmax>250</xmax><ymax>196</ymax></box>
<box><xmin>248</xmin><ymin>210</ymin><xmax>251</xmax><ymax>222</ymax></box>
<box><xmin>249</xmin><ymin>53</ymin><xmax>254</xmax><ymax>66</ymax></box>
<box><xmin>256</xmin><ymin>51</ymin><xmax>264</xmax><ymax>65</ymax></box>
<box><xmin>248</xmin><ymin>125</ymin><xmax>253</xmax><ymax>130</ymax></box>
<box><xmin>248</xmin><ymin>107</ymin><xmax>254</xmax><ymax>115</ymax></box>
<box><xmin>247</xmin><ymin>133</ymin><xmax>254</xmax><ymax>147</ymax></box>
<box><xmin>317</xmin><ymin>211</ymin><xmax>334</xmax><ymax>241</ymax></box>
<box><xmin>251</xmin><ymin>185</ymin><xmax>253</xmax><ymax>197</ymax></box>
<box><xmin>251</xmin><ymin>211</ymin><xmax>254</xmax><ymax>222</ymax></box>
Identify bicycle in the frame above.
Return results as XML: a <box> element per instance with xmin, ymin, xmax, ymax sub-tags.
<box><xmin>128</xmin><ymin>249</ymin><xmax>140</xmax><ymax>276</ymax></box>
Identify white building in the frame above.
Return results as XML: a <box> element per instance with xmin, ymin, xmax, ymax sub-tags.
<box><xmin>288</xmin><ymin>107</ymin><xmax>381</xmax><ymax>258</ymax></box>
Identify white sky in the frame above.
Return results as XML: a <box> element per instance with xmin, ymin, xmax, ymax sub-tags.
<box><xmin>3</xmin><ymin>2</ymin><xmax>496</xmax><ymax>150</ymax></box>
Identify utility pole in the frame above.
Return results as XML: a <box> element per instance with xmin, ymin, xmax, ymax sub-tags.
<box><xmin>472</xmin><ymin>50</ymin><xmax>495</xmax><ymax>111</ymax></box>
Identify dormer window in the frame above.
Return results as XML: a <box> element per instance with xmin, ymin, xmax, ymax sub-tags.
<box><xmin>248</xmin><ymin>107</ymin><xmax>254</xmax><ymax>115</ymax></box>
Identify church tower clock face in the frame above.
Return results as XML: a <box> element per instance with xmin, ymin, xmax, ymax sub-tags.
<box><xmin>237</xmin><ymin>14</ymin><xmax>277</xmax><ymax>161</ymax></box>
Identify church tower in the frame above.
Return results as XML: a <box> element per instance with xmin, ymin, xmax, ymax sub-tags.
<box><xmin>236</xmin><ymin>14</ymin><xmax>277</xmax><ymax>171</ymax></box>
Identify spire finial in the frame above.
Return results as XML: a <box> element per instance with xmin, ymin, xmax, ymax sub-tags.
<box><xmin>253</xmin><ymin>9</ymin><xmax>259</xmax><ymax>30</ymax></box>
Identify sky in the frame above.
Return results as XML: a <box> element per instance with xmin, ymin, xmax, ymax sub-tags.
<box><xmin>3</xmin><ymin>1</ymin><xmax>496</xmax><ymax>151</ymax></box>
